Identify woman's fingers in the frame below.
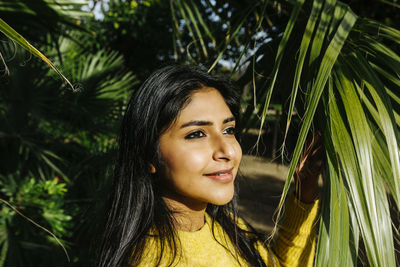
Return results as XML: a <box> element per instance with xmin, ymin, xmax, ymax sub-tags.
<box><xmin>295</xmin><ymin>132</ymin><xmax>325</xmax><ymax>203</ymax></box>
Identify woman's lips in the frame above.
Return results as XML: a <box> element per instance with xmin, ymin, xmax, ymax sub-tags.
<box><xmin>204</xmin><ymin>168</ymin><xmax>234</xmax><ymax>183</ymax></box>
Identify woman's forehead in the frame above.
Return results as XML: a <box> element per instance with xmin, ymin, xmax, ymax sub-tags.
<box><xmin>176</xmin><ymin>87</ymin><xmax>234</xmax><ymax>123</ymax></box>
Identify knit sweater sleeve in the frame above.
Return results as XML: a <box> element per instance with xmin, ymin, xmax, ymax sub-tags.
<box><xmin>262</xmin><ymin>193</ymin><xmax>320</xmax><ymax>267</ymax></box>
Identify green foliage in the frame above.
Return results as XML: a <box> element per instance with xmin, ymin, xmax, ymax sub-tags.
<box><xmin>86</xmin><ymin>0</ymin><xmax>176</xmax><ymax>80</ymax></box>
<box><xmin>0</xmin><ymin>174</ymin><xmax>72</xmax><ymax>266</ymax></box>
<box><xmin>0</xmin><ymin>0</ymin><xmax>91</xmax><ymax>89</ymax></box>
<box><xmin>1</xmin><ymin>176</ymin><xmax>71</xmax><ymax>235</ymax></box>
<box><xmin>0</xmin><ymin>29</ymin><xmax>136</xmax><ymax>265</ymax></box>
<box><xmin>0</xmin><ymin>0</ymin><xmax>89</xmax><ymax>44</ymax></box>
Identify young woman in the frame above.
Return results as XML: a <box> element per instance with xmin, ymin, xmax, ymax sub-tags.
<box><xmin>98</xmin><ymin>65</ymin><xmax>322</xmax><ymax>267</ymax></box>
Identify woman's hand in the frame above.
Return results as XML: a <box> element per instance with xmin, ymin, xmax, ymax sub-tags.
<box><xmin>295</xmin><ymin>132</ymin><xmax>324</xmax><ymax>203</ymax></box>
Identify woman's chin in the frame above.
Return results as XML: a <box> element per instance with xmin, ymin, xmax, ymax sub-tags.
<box><xmin>208</xmin><ymin>190</ymin><xmax>234</xmax><ymax>206</ymax></box>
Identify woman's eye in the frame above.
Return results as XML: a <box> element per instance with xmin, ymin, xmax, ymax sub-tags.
<box><xmin>185</xmin><ymin>130</ymin><xmax>206</xmax><ymax>139</ymax></box>
<box><xmin>223</xmin><ymin>127</ymin><xmax>236</xmax><ymax>135</ymax></box>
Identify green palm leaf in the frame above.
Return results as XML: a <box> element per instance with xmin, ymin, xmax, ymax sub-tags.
<box><xmin>257</xmin><ymin>0</ymin><xmax>305</xmax><ymax>143</ymax></box>
<box><xmin>283</xmin><ymin>0</ymin><xmax>324</xmax><ymax>142</ymax></box>
<box><xmin>0</xmin><ymin>0</ymin><xmax>90</xmax><ymax>90</ymax></box>
<box><xmin>333</xmin><ymin>65</ymin><xmax>395</xmax><ymax>266</ymax></box>
<box><xmin>276</xmin><ymin>1</ymin><xmax>357</xmax><ymax>224</ymax></box>
<box><xmin>0</xmin><ymin>18</ymin><xmax>74</xmax><ymax>89</ymax></box>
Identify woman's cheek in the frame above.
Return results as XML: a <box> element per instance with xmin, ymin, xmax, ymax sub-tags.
<box><xmin>181</xmin><ymin>147</ymin><xmax>210</xmax><ymax>174</ymax></box>
<box><xmin>233</xmin><ymin>140</ymin><xmax>242</xmax><ymax>164</ymax></box>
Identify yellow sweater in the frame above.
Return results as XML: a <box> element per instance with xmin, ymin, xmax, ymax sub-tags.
<box><xmin>139</xmin><ymin>194</ymin><xmax>319</xmax><ymax>266</ymax></box>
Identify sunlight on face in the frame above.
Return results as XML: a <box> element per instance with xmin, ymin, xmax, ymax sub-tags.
<box><xmin>159</xmin><ymin>87</ymin><xmax>242</xmax><ymax>209</ymax></box>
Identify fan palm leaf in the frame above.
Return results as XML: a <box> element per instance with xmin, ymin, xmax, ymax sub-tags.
<box><xmin>0</xmin><ymin>32</ymin><xmax>137</xmax><ymax>265</ymax></box>
<box><xmin>0</xmin><ymin>35</ymin><xmax>136</xmax><ymax>180</ymax></box>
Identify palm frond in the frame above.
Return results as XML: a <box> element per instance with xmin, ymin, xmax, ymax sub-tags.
<box><xmin>0</xmin><ymin>18</ymin><xmax>74</xmax><ymax>90</ymax></box>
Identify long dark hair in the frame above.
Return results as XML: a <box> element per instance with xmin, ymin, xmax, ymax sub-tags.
<box><xmin>98</xmin><ymin>65</ymin><xmax>267</xmax><ymax>266</ymax></box>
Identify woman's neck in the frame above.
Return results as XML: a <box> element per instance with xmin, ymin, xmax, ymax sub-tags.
<box><xmin>162</xmin><ymin>194</ymin><xmax>207</xmax><ymax>232</ymax></box>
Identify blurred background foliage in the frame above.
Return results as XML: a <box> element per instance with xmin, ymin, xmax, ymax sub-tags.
<box><xmin>0</xmin><ymin>0</ymin><xmax>399</xmax><ymax>266</ymax></box>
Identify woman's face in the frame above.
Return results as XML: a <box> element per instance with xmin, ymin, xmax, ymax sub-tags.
<box><xmin>158</xmin><ymin>87</ymin><xmax>242</xmax><ymax>208</ymax></box>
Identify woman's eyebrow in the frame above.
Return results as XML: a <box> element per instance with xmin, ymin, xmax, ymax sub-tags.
<box><xmin>223</xmin><ymin>116</ymin><xmax>235</xmax><ymax>124</ymax></box>
<box><xmin>180</xmin><ymin>120</ymin><xmax>212</xmax><ymax>128</ymax></box>
<box><xmin>180</xmin><ymin>116</ymin><xmax>235</xmax><ymax>128</ymax></box>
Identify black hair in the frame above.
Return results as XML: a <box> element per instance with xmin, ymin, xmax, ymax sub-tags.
<box><xmin>98</xmin><ymin>65</ymin><xmax>267</xmax><ymax>266</ymax></box>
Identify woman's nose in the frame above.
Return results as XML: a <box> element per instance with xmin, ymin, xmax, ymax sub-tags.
<box><xmin>212</xmin><ymin>136</ymin><xmax>235</xmax><ymax>161</ymax></box>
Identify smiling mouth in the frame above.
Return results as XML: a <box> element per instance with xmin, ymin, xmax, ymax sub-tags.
<box><xmin>204</xmin><ymin>168</ymin><xmax>234</xmax><ymax>183</ymax></box>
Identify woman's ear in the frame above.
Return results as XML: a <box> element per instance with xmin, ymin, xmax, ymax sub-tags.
<box><xmin>149</xmin><ymin>163</ymin><xmax>156</xmax><ymax>174</ymax></box>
